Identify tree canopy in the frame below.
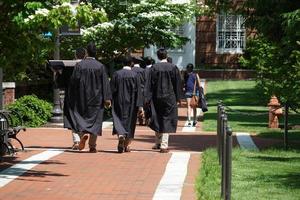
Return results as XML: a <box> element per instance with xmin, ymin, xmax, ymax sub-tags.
<box><xmin>0</xmin><ymin>0</ymin><xmax>207</xmax><ymax>81</ymax></box>
<box><xmin>238</xmin><ymin>1</ymin><xmax>300</xmax><ymax>105</ymax></box>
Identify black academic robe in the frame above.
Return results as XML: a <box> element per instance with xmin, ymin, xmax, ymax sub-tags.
<box><xmin>144</xmin><ymin>67</ymin><xmax>152</xmax><ymax>119</ymax></box>
<box><xmin>132</xmin><ymin>66</ymin><xmax>146</xmax><ymax>102</ymax></box>
<box><xmin>56</xmin><ymin>67</ymin><xmax>74</xmax><ymax>129</ymax></box>
<box><xmin>66</xmin><ymin>58</ymin><xmax>112</xmax><ymax>136</ymax></box>
<box><xmin>111</xmin><ymin>68</ymin><xmax>143</xmax><ymax>138</ymax></box>
<box><xmin>146</xmin><ymin>62</ymin><xmax>183</xmax><ymax>133</ymax></box>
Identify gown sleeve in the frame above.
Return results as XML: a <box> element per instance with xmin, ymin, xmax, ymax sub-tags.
<box><xmin>144</xmin><ymin>68</ymin><xmax>153</xmax><ymax>103</ymax></box>
<box><xmin>135</xmin><ymin>75</ymin><xmax>143</xmax><ymax>107</ymax></box>
<box><xmin>173</xmin><ymin>66</ymin><xmax>184</xmax><ymax>101</ymax></box>
<box><xmin>102</xmin><ymin>67</ymin><xmax>112</xmax><ymax>101</ymax></box>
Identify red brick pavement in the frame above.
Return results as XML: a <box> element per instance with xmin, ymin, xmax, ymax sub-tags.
<box><xmin>0</xmin><ymin>105</ymin><xmax>278</xmax><ymax>200</ymax></box>
<box><xmin>0</xmin><ymin>107</ymin><xmax>215</xmax><ymax>200</ymax></box>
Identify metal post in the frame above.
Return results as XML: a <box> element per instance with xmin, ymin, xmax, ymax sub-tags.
<box><xmin>217</xmin><ymin>102</ymin><xmax>222</xmax><ymax>163</ymax></box>
<box><xmin>221</xmin><ymin>114</ymin><xmax>227</xmax><ymax>198</ymax></box>
<box><xmin>50</xmin><ymin>29</ymin><xmax>63</xmax><ymax>123</ymax></box>
<box><xmin>225</xmin><ymin>126</ymin><xmax>232</xmax><ymax>200</ymax></box>
<box><xmin>219</xmin><ymin>107</ymin><xmax>225</xmax><ymax>164</ymax></box>
<box><xmin>284</xmin><ymin>103</ymin><xmax>289</xmax><ymax>150</ymax></box>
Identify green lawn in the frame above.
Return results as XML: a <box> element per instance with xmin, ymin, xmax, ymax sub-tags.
<box><xmin>258</xmin><ymin>130</ymin><xmax>300</xmax><ymax>140</ymax></box>
<box><xmin>196</xmin><ymin>148</ymin><xmax>300</xmax><ymax>200</ymax></box>
<box><xmin>197</xmin><ymin>80</ymin><xmax>300</xmax><ymax>200</ymax></box>
<box><xmin>203</xmin><ymin>80</ymin><xmax>300</xmax><ymax>133</ymax></box>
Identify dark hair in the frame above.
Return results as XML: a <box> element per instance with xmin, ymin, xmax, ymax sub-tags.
<box><xmin>144</xmin><ymin>56</ymin><xmax>153</xmax><ymax>65</ymax></box>
<box><xmin>156</xmin><ymin>48</ymin><xmax>168</xmax><ymax>60</ymax></box>
<box><xmin>122</xmin><ymin>55</ymin><xmax>133</xmax><ymax>66</ymax></box>
<box><xmin>186</xmin><ymin>63</ymin><xmax>194</xmax><ymax>72</ymax></box>
<box><xmin>75</xmin><ymin>47</ymin><xmax>86</xmax><ymax>59</ymax></box>
<box><xmin>133</xmin><ymin>56</ymin><xmax>143</xmax><ymax>64</ymax></box>
<box><xmin>86</xmin><ymin>42</ymin><xmax>97</xmax><ymax>57</ymax></box>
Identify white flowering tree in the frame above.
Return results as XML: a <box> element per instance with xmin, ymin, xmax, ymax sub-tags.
<box><xmin>16</xmin><ymin>1</ymin><xmax>107</xmax><ymax>32</ymax></box>
<box><xmin>1</xmin><ymin>0</ymin><xmax>106</xmax><ymax>80</ymax></box>
<box><xmin>0</xmin><ymin>0</ymin><xmax>210</xmax><ymax>81</ymax></box>
<box><xmin>17</xmin><ymin>0</ymin><xmax>207</xmax><ymax>59</ymax></box>
<box><xmin>84</xmin><ymin>0</ymin><xmax>208</xmax><ymax>59</ymax></box>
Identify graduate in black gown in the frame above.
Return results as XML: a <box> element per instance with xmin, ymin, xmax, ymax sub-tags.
<box><xmin>56</xmin><ymin>47</ymin><xmax>86</xmax><ymax>150</ymax></box>
<box><xmin>132</xmin><ymin>56</ymin><xmax>146</xmax><ymax>125</ymax></box>
<box><xmin>146</xmin><ymin>48</ymin><xmax>183</xmax><ymax>153</ymax></box>
<box><xmin>143</xmin><ymin>56</ymin><xmax>154</xmax><ymax>125</ymax></box>
<box><xmin>66</xmin><ymin>42</ymin><xmax>112</xmax><ymax>153</ymax></box>
<box><xmin>111</xmin><ymin>55</ymin><xmax>143</xmax><ymax>153</ymax></box>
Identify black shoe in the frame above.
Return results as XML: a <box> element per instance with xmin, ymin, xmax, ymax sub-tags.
<box><xmin>89</xmin><ymin>148</ymin><xmax>97</xmax><ymax>153</ymax></box>
<box><xmin>152</xmin><ymin>144</ymin><xmax>161</xmax><ymax>150</ymax></box>
<box><xmin>117</xmin><ymin>135</ymin><xmax>125</xmax><ymax>153</ymax></box>
<box><xmin>160</xmin><ymin>148</ymin><xmax>169</xmax><ymax>153</ymax></box>
<box><xmin>193</xmin><ymin>121</ymin><xmax>197</xmax><ymax>126</ymax></box>
<box><xmin>188</xmin><ymin>122</ymin><xmax>191</xmax><ymax>126</ymax></box>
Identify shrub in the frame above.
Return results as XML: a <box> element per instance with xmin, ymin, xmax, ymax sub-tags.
<box><xmin>6</xmin><ymin>95</ymin><xmax>53</xmax><ymax>127</ymax></box>
<box><xmin>239</xmin><ymin>36</ymin><xmax>300</xmax><ymax>105</ymax></box>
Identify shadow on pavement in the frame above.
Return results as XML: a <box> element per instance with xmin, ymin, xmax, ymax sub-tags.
<box><xmin>133</xmin><ymin>134</ymin><xmax>221</xmax><ymax>152</ymax></box>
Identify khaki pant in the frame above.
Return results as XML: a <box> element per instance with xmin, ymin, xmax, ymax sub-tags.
<box><xmin>155</xmin><ymin>132</ymin><xmax>169</xmax><ymax>149</ymax></box>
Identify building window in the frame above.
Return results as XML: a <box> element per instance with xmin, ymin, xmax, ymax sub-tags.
<box><xmin>216</xmin><ymin>14</ymin><xmax>245</xmax><ymax>54</ymax></box>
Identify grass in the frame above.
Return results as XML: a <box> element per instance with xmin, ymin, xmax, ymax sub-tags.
<box><xmin>256</xmin><ymin>129</ymin><xmax>300</xmax><ymax>149</ymax></box>
<box><xmin>196</xmin><ymin>148</ymin><xmax>300</xmax><ymax>200</ymax></box>
<box><xmin>197</xmin><ymin>80</ymin><xmax>300</xmax><ymax>199</ymax></box>
<box><xmin>258</xmin><ymin>130</ymin><xmax>300</xmax><ymax>140</ymax></box>
<box><xmin>202</xmin><ymin>80</ymin><xmax>300</xmax><ymax>133</ymax></box>
<box><xmin>196</xmin><ymin>148</ymin><xmax>221</xmax><ymax>200</ymax></box>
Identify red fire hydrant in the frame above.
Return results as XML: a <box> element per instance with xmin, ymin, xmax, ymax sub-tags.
<box><xmin>267</xmin><ymin>96</ymin><xmax>283</xmax><ymax>128</ymax></box>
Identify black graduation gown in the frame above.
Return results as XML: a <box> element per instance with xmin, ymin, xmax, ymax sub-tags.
<box><xmin>66</xmin><ymin>58</ymin><xmax>112</xmax><ymax>136</ymax></box>
<box><xmin>146</xmin><ymin>62</ymin><xmax>183</xmax><ymax>133</ymax></box>
<box><xmin>131</xmin><ymin>66</ymin><xmax>146</xmax><ymax>102</ymax></box>
<box><xmin>144</xmin><ymin>67</ymin><xmax>152</xmax><ymax>119</ymax></box>
<box><xmin>56</xmin><ymin>67</ymin><xmax>74</xmax><ymax>129</ymax></box>
<box><xmin>111</xmin><ymin>68</ymin><xmax>143</xmax><ymax>138</ymax></box>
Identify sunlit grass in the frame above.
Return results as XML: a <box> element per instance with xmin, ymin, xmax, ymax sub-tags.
<box><xmin>196</xmin><ymin>148</ymin><xmax>300</xmax><ymax>200</ymax></box>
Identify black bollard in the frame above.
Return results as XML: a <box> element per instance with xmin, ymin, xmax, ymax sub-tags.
<box><xmin>225</xmin><ymin>126</ymin><xmax>232</xmax><ymax>200</ymax></box>
<box><xmin>221</xmin><ymin>114</ymin><xmax>227</xmax><ymax>198</ymax></box>
<box><xmin>219</xmin><ymin>106</ymin><xmax>225</xmax><ymax>164</ymax></box>
<box><xmin>217</xmin><ymin>101</ymin><xmax>223</xmax><ymax>164</ymax></box>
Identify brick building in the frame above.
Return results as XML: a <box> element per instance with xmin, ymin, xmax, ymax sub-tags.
<box><xmin>144</xmin><ymin>1</ymin><xmax>248</xmax><ymax>71</ymax></box>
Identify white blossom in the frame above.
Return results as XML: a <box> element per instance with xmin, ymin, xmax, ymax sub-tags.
<box><xmin>82</xmin><ymin>22</ymin><xmax>114</xmax><ymax>35</ymax></box>
<box><xmin>61</xmin><ymin>2</ymin><xmax>72</xmax><ymax>8</ymax></box>
<box><xmin>97</xmin><ymin>22</ymin><xmax>114</xmax><ymax>28</ymax></box>
<box><xmin>139</xmin><ymin>11</ymin><xmax>173</xmax><ymax>18</ymax></box>
<box><xmin>35</xmin><ymin>8</ymin><xmax>49</xmax><ymax>16</ymax></box>
<box><xmin>53</xmin><ymin>2</ymin><xmax>72</xmax><ymax>9</ymax></box>
<box><xmin>169</xmin><ymin>0</ymin><xmax>190</xmax><ymax>4</ymax></box>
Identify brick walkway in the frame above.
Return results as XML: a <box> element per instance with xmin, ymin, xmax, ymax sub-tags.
<box><xmin>0</xmin><ymin>103</ymin><xmax>280</xmax><ymax>200</ymax></box>
<box><xmin>0</xmin><ymin>107</ymin><xmax>218</xmax><ymax>200</ymax></box>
